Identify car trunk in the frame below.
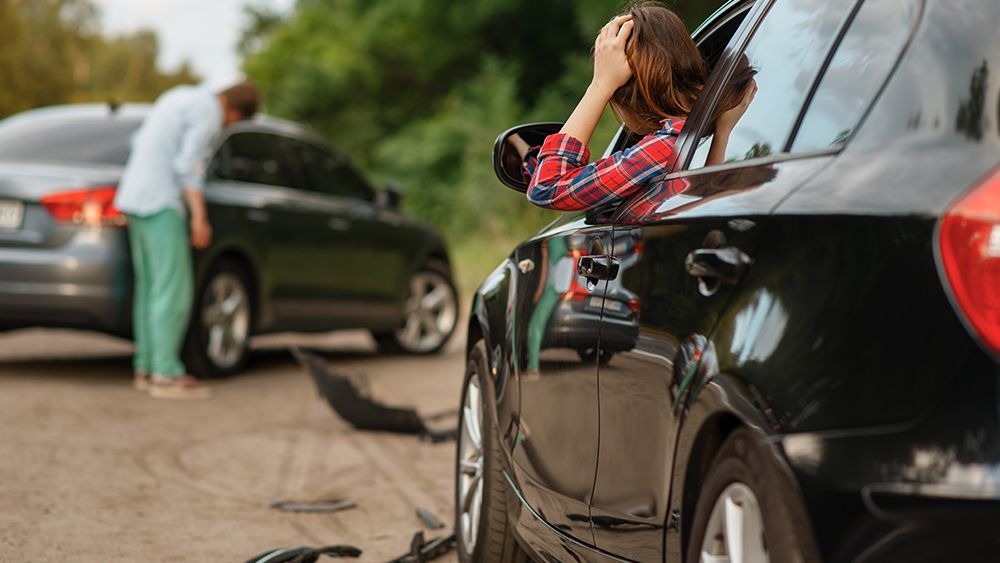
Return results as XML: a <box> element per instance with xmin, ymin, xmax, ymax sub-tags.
<box><xmin>0</xmin><ymin>160</ymin><xmax>124</xmax><ymax>249</ymax></box>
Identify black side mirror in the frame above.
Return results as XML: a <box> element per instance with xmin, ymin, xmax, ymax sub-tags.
<box><xmin>493</xmin><ymin>122</ymin><xmax>563</xmax><ymax>192</ymax></box>
<box><xmin>378</xmin><ymin>183</ymin><xmax>404</xmax><ymax>210</ymax></box>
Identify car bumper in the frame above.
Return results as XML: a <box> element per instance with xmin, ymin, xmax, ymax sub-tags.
<box><xmin>0</xmin><ymin>227</ymin><xmax>130</xmax><ymax>334</ymax></box>
<box><xmin>544</xmin><ymin>302</ymin><xmax>639</xmax><ymax>352</ymax></box>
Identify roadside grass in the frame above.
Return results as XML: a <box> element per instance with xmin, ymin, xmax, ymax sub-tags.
<box><xmin>450</xmin><ymin>234</ymin><xmax>521</xmax><ymax>304</ymax></box>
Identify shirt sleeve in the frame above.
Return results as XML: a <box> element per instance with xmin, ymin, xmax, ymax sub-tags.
<box><xmin>173</xmin><ymin>104</ymin><xmax>221</xmax><ymax>191</ymax></box>
<box><xmin>526</xmin><ymin>129</ymin><xmax>682</xmax><ymax>211</ymax></box>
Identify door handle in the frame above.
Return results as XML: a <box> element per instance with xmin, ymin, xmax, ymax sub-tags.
<box><xmin>246</xmin><ymin>209</ymin><xmax>269</xmax><ymax>223</ymax></box>
<box><xmin>327</xmin><ymin>218</ymin><xmax>351</xmax><ymax>231</ymax></box>
<box><xmin>685</xmin><ymin>246</ymin><xmax>752</xmax><ymax>286</ymax></box>
<box><xmin>578</xmin><ymin>255</ymin><xmax>619</xmax><ymax>283</ymax></box>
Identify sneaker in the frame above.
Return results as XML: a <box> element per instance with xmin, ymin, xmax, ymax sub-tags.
<box><xmin>148</xmin><ymin>375</ymin><xmax>212</xmax><ymax>399</ymax></box>
<box><xmin>133</xmin><ymin>371</ymin><xmax>150</xmax><ymax>391</ymax></box>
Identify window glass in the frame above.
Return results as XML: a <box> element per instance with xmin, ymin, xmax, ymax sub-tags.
<box><xmin>221</xmin><ymin>132</ymin><xmax>297</xmax><ymax>187</ymax></box>
<box><xmin>294</xmin><ymin>141</ymin><xmax>373</xmax><ymax>201</ymax></box>
<box><xmin>689</xmin><ymin>0</ymin><xmax>856</xmax><ymax>168</ymax></box>
<box><xmin>792</xmin><ymin>0</ymin><xmax>919</xmax><ymax>151</ymax></box>
<box><xmin>0</xmin><ymin>116</ymin><xmax>140</xmax><ymax>166</ymax></box>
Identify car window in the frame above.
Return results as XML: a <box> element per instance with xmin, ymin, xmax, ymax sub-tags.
<box><xmin>218</xmin><ymin>132</ymin><xmax>298</xmax><ymax>188</ymax></box>
<box><xmin>0</xmin><ymin>116</ymin><xmax>140</xmax><ymax>166</ymax></box>
<box><xmin>689</xmin><ymin>0</ymin><xmax>857</xmax><ymax>169</ymax></box>
<box><xmin>791</xmin><ymin>0</ymin><xmax>920</xmax><ymax>151</ymax></box>
<box><xmin>294</xmin><ymin>141</ymin><xmax>374</xmax><ymax>201</ymax></box>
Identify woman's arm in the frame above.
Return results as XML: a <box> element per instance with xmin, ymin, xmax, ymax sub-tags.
<box><xmin>706</xmin><ymin>80</ymin><xmax>758</xmax><ymax>167</ymax></box>
<box><xmin>559</xmin><ymin>15</ymin><xmax>635</xmax><ymax>146</ymax></box>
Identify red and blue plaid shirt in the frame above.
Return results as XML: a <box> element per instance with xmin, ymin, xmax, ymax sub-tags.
<box><xmin>525</xmin><ymin>117</ymin><xmax>686</xmax><ymax>212</ymax></box>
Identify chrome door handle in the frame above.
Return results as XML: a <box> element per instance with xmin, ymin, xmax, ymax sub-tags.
<box><xmin>246</xmin><ymin>209</ymin><xmax>269</xmax><ymax>223</ymax></box>
<box><xmin>578</xmin><ymin>255</ymin><xmax>619</xmax><ymax>283</ymax></box>
<box><xmin>327</xmin><ymin>217</ymin><xmax>351</xmax><ymax>231</ymax></box>
<box><xmin>685</xmin><ymin>246</ymin><xmax>752</xmax><ymax>297</ymax></box>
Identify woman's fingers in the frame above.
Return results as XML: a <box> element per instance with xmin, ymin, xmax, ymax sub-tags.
<box><xmin>616</xmin><ymin>19</ymin><xmax>635</xmax><ymax>44</ymax></box>
<box><xmin>600</xmin><ymin>14</ymin><xmax>632</xmax><ymax>41</ymax></box>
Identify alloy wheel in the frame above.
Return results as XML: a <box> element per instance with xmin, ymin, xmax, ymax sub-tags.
<box><xmin>200</xmin><ymin>272</ymin><xmax>251</xmax><ymax>370</ymax></box>
<box><xmin>700</xmin><ymin>482</ymin><xmax>769</xmax><ymax>563</ymax></box>
<box><xmin>457</xmin><ymin>372</ymin><xmax>485</xmax><ymax>553</ymax></box>
<box><xmin>395</xmin><ymin>270</ymin><xmax>457</xmax><ymax>353</ymax></box>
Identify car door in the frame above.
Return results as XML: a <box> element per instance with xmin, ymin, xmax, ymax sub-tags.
<box><xmin>211</xmin><ymin>130</ymin><xmax>333</xmax><ymax>328</ymax></box>
<box><xmin>586</xmin><ymin>0</ymin><xmax>867</xmax><ymax>558</ymax></box>
<box><xmin>290</xmin><ymin>138</ymin><xmax>415</xmax><ymax>327</ymax></box>
<box><xmin>508</xmin><ymin>208</ymin><xmax>617</xmax><ymax>546</ymax></box>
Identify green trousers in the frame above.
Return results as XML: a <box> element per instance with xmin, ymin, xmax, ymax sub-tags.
<box><xmin>127</xmin><ymin>209</ymin><xmax>193</xmax><ymax>378</ymax></box>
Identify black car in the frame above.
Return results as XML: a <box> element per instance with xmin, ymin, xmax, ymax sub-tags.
<box><xmin>456</xmin><ymin>0</ymin><xmax>1000</xmax><ymax>561</ymax></box>
<box><xmin>0</xmin><ymin>105</ymin><xmax>458</xmax><ymax>376</ymax></box>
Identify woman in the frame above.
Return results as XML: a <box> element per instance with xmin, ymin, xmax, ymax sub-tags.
<box><xmin>526</xmin><ymin>2</ymin><xmax>757</xmax><ymax>211</ymax></box>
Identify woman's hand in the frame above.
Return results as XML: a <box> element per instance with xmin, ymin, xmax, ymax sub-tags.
<box><xmin>592</xmin><ymin>15</ymin><xmax>635</xmax><ymax>95</ymax></box>
<box><xmin>716</xmin><ymin>79</ymin><xmax>758</xmax><ymax>134</ymax></box>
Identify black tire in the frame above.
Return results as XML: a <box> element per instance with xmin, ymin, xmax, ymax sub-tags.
<box><xmin>182</xmin><ymin>258</ymin><xmax>254</xmax><ymax>378</ymax></box>
<box><xmin>686</xmin><ymin>427</ymin><xmax>820</xmax><ymax>563</ymax></box>
<box><xmin>373</xmin><ymin>259</ymin><xmax>458</xmax><ymax>355</ymax></box>
<box><xmin>455</xmin><ymin>341</ymin><xmax>529</xmax><ymax>563</ymax></box>
<box><xmin>576</xmin><ymin>347</ymin><xmax>614</xmax><ymax>365</ymax></box>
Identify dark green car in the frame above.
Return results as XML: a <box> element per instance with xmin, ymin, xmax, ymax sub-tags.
<box><xmin>0</xmin><ymin>104</ymin><xmax>458</xmax><ymax>376</ymax></box>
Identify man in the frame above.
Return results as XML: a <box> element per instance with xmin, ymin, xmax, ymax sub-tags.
<box><xmin>115</xmin><ymin>82</ymin><xmax>260</xmax><ymax>399</ymax></box>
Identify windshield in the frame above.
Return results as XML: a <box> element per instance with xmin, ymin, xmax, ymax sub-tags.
<box><xmin>0</xmin><ymin>114</ymin><xmax>142</xmax><ymax>166</ymax></box>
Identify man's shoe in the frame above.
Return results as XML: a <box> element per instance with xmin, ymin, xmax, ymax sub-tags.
<box><xmin>148</xmin><ymin>375</ymin><xmax>212</xmax><ymax>399</ymax></box>
<box><xmin>133</xmin><ymin>371</ymin><xmax>150</xmax><ymax>391</ymax></box>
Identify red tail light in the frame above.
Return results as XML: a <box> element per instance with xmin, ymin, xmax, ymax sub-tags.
<box><xmin>938</xmin><ymin>167</ymin><xmax>1000</xmax><ymax>355</ymax></box>
<box><xmin>566</xmin><ymin>249</ymin><xmax>588</xmax><ymax>301</ymax></box>
<box><xmin>40</xmin><ymin>186</ymin><xmax>125</xmax><ymax>226</ymax></box>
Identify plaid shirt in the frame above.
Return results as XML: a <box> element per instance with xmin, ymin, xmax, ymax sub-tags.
<box><xmin>526</xmin><ymin>118</ymin><xmax>686</xmax><ymax>212</ymax></box>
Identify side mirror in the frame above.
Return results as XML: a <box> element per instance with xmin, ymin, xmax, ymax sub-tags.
<box><xmin>493</xmin><ymin>122</ymin><xmax>563</xmax><ymax>192</ymax></box>
<box><xmin>378</xmin><ymin>183</ymin><xmax>404</xmax><ymax>210</ymax></box>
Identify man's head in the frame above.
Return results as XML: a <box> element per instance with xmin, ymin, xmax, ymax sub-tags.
<box><xmin>218</xmin><ymin>81</ymin><xmax>261</xmax><ymax>125</ymax></box>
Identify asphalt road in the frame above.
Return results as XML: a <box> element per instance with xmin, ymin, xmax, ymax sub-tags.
<box><xmin>0</xmin><ymin>328</ymin><xmax>466</xmax><ymax>562</ymax></box>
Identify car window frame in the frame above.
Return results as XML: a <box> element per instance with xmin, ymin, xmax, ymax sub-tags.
<box><xmin>210</xmin><ymin>128</ymin><xmax>305</xmax><ymax>190</ymax></box>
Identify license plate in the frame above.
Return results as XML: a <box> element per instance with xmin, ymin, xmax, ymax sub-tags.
<box><xmin>0</xmin><ymin>201</ymin><xmax>24</xmax><ymax>230</ymax></box>
<box><xmin>588</xmin><ymin>296</ymin><xmax>603</xmax><ymax>308</ymax></box>
<box><xmin>605</xmin><ymin>300</ymin><xmax>624</xmax><ymax>312</ymax></box>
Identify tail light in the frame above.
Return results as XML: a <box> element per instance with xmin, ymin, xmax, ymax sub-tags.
<box><xmin>40</xmin><ymin>186</ymin><xmax>126</xmax><ymax>227</ymax></box>
<box><xmin>937</xmin><ymin>167</ymin><xmax>1000</xmax><ymax>355</ymax></box>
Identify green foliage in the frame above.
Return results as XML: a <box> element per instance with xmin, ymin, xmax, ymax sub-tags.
<box><xmin>243</xmin><ymin>0</ymin><xmax>723</xmax><ymax>284</ymax></box>
<box><xmin>0</xmin><ymin>0</ymin><xmax>197</xmax><ymax>119</ymax></box>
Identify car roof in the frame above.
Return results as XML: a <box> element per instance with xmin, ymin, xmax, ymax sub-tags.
<box><xmin>1</xmin><ymin>103</ymin><xmax>329</xmax><ymax>146</ymax></box>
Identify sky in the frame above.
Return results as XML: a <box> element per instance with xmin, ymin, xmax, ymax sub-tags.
<box><xmin>93</xmin><ymin>0</ymin><xmax>295</xmax><ymax>89</ymax></box>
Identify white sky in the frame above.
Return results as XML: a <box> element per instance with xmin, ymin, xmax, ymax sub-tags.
<box><xmin>93</xmin><ymin>0</ymin><xmax>295</xmax><ymax>89</ymax></box>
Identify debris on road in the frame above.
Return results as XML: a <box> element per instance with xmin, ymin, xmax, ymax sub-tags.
<box><xmin>387</xmin><ymin>531</ymin><xmax>458</xmax><ymax>563</ymax></box>
<box><xmin>292</xmin><ymin>347</ymin><xmax>458</xmax><ymax>442</ymax></box>
<box><xmin>244</xmin><ymin>544</ymin><xmax>362</xmax><ymax>563</ymax></box>
<box><xmin>267</xmin><ymin>499</ymin><xmax>358</xmax><ymax>514</ymax></box>
<box><xmin>415</xmin><ymin>507</ymin><xmax>445</xmax><ymax>530</ymax></box>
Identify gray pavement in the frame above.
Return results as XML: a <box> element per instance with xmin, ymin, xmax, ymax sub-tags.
<box><xmin>0</xmin><ymin>328</ymin><xmax>465</xmax><ymax>562</ymax></box>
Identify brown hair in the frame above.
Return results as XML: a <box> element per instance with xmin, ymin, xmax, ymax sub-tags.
<box><xmin>219</xmin><ymin>81</ymin><xmax>261</xmax><ymax>120</ymax></box>
<box><xmin>610</xmin><ymin>1</ymin><xmax>706</xmax><ymax>135</ymax></box>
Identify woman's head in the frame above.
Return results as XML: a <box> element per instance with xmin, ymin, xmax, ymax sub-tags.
<box><xmin>610</xmin><ymin>1</ymin><xmax>706</xmax><ymax>135</ymax></box>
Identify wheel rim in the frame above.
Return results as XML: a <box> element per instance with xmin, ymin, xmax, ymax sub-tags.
<box><xmin>200</xmin><ymin>272</ymin><xmax>251</xmax><ymax>370</ymax></box>
<box><xmin>457</xmin><ymin>372</ymin><xmax>484</xmax><ymax>554</ymax></box>
<box><xmin>700</xmin><ymin>482</ymin><xmax>769</xmax><ymax>563</ymax></box>
<box><xmin>395</xmin><ymin>271</ymin><xmax>457</xmax><ymax>353</ymax></box>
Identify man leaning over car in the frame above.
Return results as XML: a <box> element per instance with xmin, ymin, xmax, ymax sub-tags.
<box><xmin>114</xmin><ymin>81</ymin><xmax>260</xmax><ymax>399</ymax></box>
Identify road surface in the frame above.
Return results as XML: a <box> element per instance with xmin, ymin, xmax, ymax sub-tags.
<box><xmin>0</xmin><ymin>328</ymin><xmax>466</xmax><ymax>562</ymax></box>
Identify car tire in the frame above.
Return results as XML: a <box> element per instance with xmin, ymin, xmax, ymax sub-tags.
<box><xmin>455</xmin><ymin>340</ymin><xmax>529</xmax><ymax>563</ymax></box>
<box><xmin>373</xmin><ymin>259</ymin><xmax>458</xmax><ymax>355</ymax></box>
<box><xmin>685</xmin><ymin>427</ymin><xmax>820</xmax><ymax>563</ymax></box>
<box><xmin>577</xmin><ymin>347</ymin><xmax>614</xmax><ymax>365</ymax></box>
<box><xmin>182</xmin><ymin>258</ymin><xmax>254</xmax><ymax>378</ymax></box>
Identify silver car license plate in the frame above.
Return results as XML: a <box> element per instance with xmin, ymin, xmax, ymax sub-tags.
<box><xmin>0</xmin><ymin>201</ymin><xmax>24</xmax><ymax>230</ymax></box>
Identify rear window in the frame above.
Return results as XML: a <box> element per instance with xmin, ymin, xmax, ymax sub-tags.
<box><xmin>0</xmin><ymin>115</ymin><xmax>141</xmax><ymax>166</ymax></box>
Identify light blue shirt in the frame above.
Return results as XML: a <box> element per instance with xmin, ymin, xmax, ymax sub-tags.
<box><xmin>115</xmin><ymin>85</ymin><xmax>223</xmax><ymax>216</ymax></box>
